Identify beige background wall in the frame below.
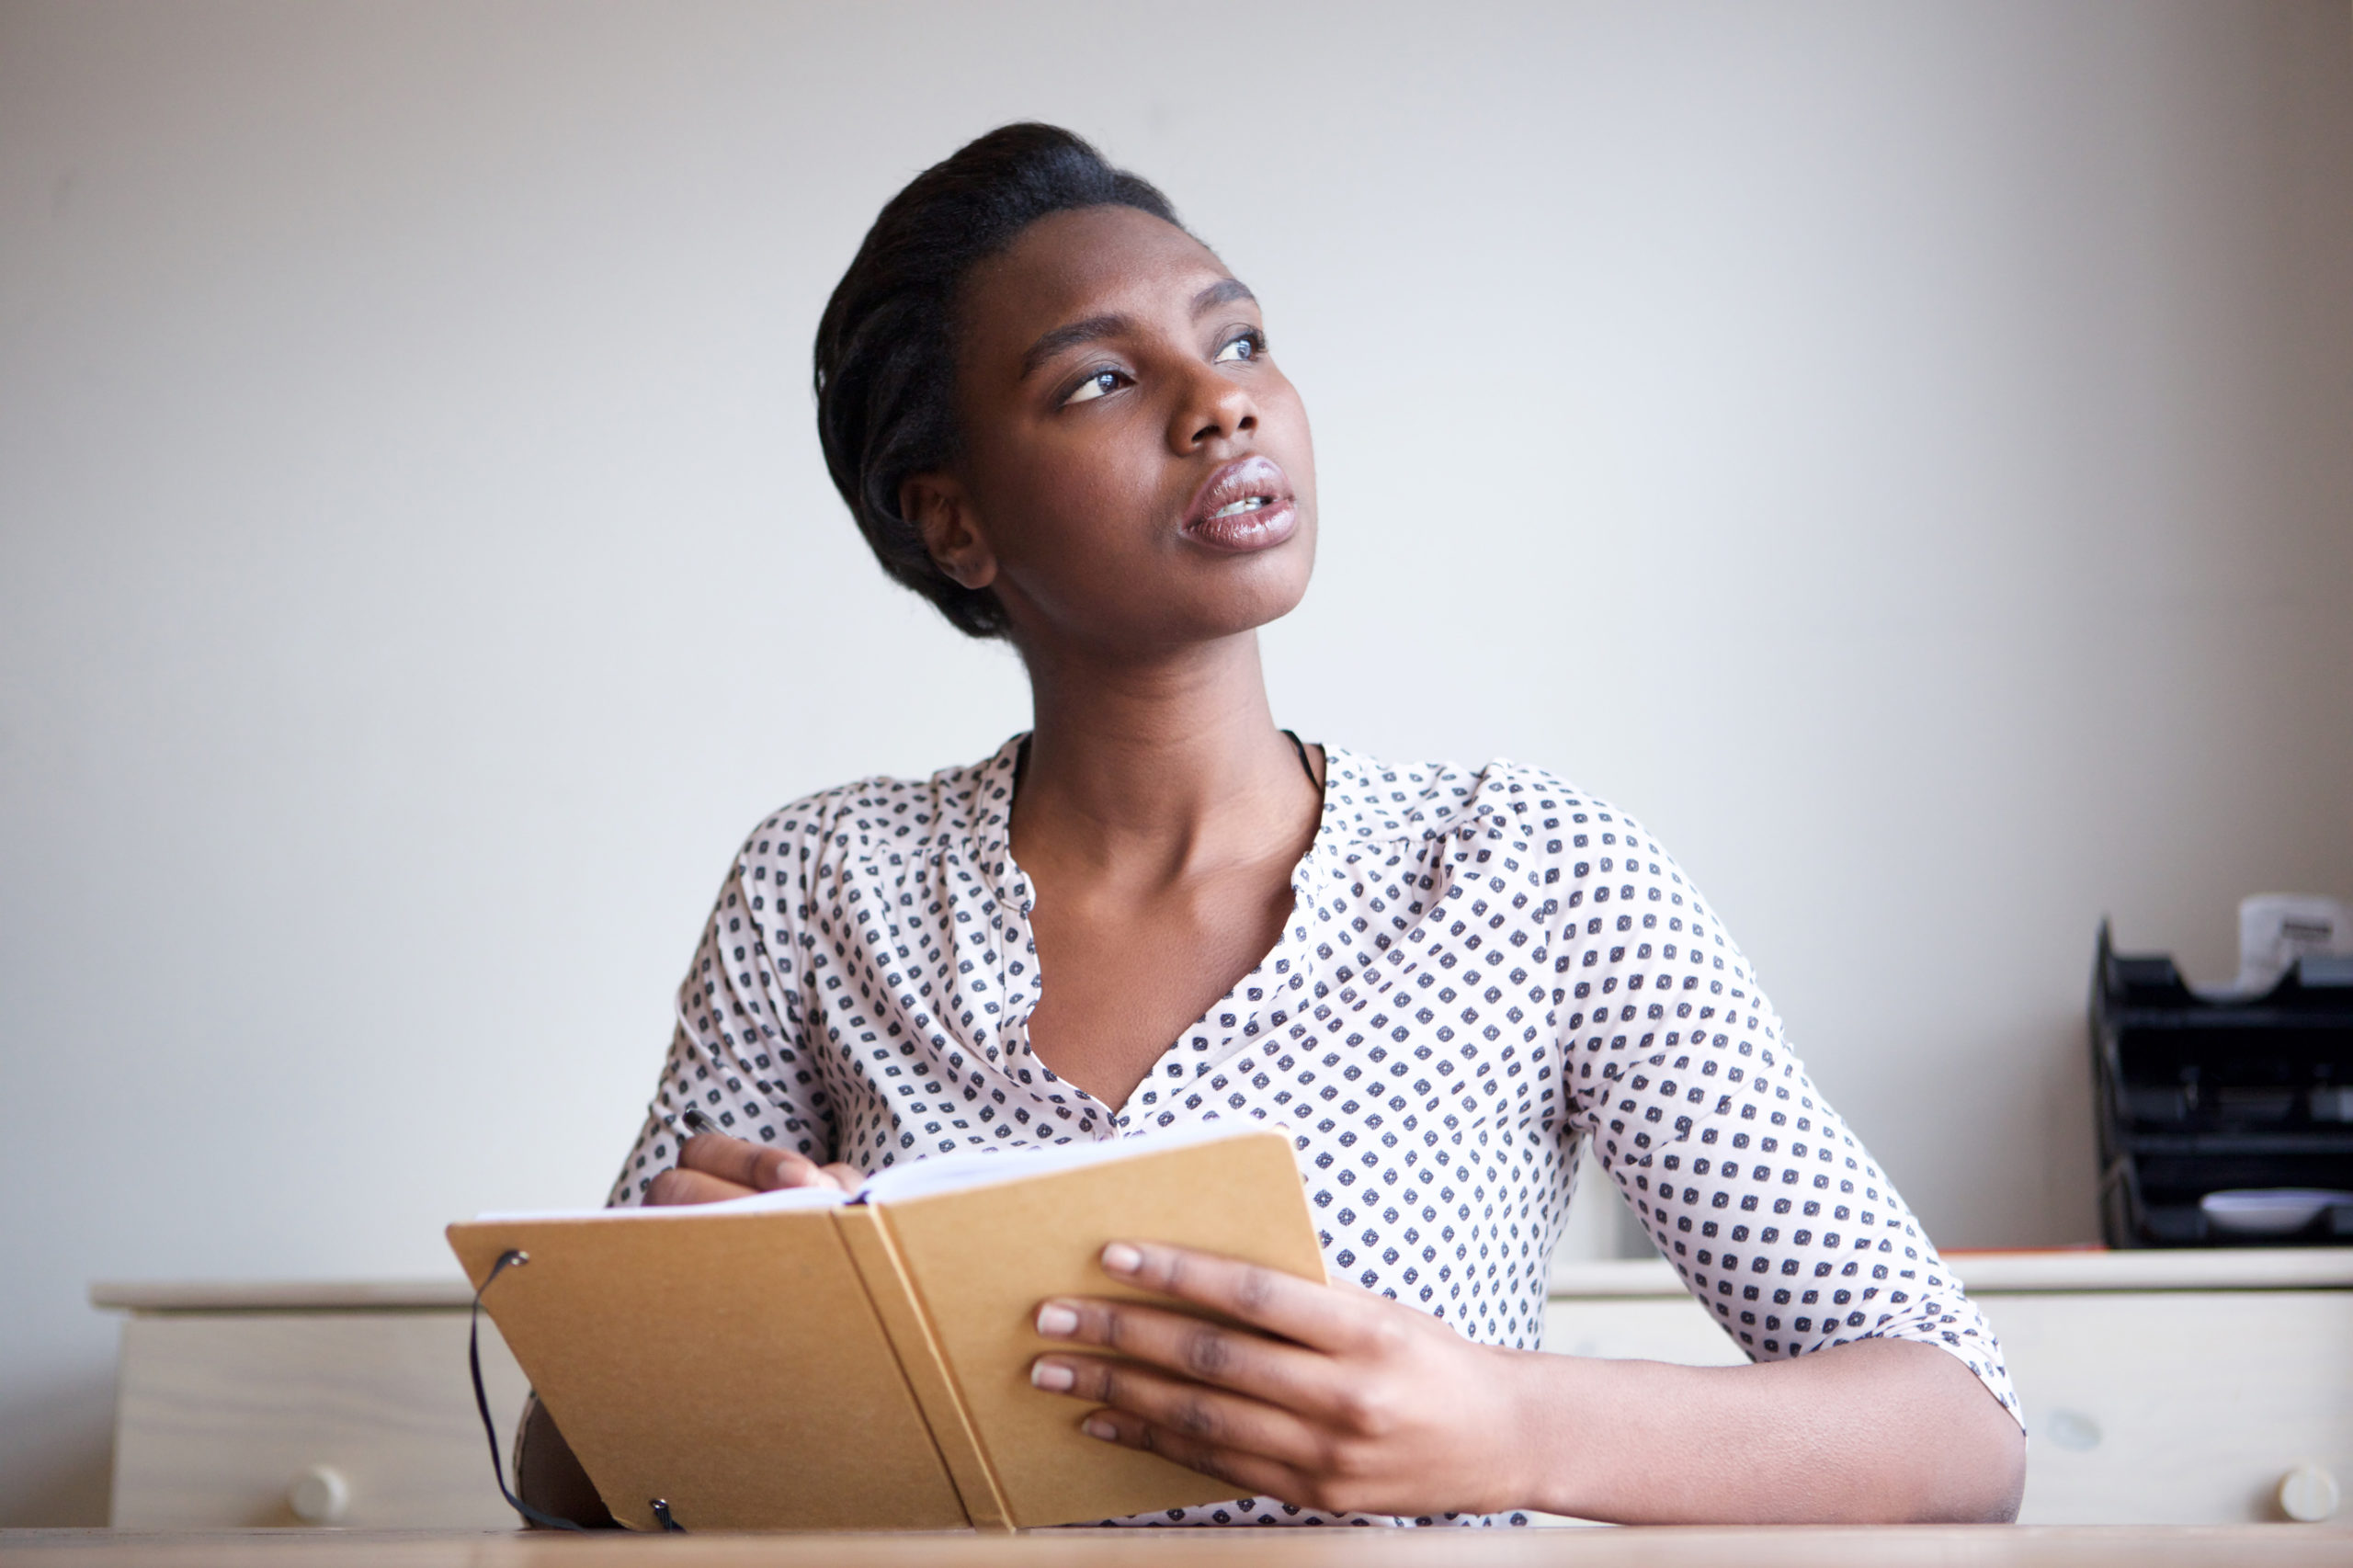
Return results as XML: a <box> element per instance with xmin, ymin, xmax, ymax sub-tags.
<box><xmin>3</xmin><ymin>0</ymin><xmax>2348</xmax><ymax>1525</ymax></box>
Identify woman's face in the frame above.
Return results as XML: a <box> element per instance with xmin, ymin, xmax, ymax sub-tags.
<box><xmin>905</xmin><ymin>204</ymin><xmax>1316</xmax><ymax>657</ymax></box>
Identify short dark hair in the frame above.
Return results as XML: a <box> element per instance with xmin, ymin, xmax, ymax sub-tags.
<box><xmin>813</xmin><ymin>123</ymin><xmax>1184</xmax><ymax>638</ymax></box>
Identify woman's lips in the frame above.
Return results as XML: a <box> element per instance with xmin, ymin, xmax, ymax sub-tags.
<box><xmin>1183</xmin><ymin>455</ymin><xmax>1299</xmax><ymax>554</ymax></box>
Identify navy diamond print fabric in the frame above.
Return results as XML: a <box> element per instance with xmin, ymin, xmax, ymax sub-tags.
<box><xmin>610</xmin><ymin>736</ymin><xmax>2019</xmax><ymax>1527</ymax></box>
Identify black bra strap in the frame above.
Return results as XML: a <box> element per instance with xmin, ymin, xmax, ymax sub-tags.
<box><xmin>1282</xmin><ymin>729</ymin><xmax>1322</xmax><ymax>790</ymax></box>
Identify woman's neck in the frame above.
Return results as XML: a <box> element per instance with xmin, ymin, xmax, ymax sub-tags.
<box><xmin>1009</xmin><ymin>630</ymin><xmax>1315</xmax><ymax>885</ymax></box>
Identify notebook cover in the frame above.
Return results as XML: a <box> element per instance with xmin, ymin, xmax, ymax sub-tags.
<box><xmin>872</xmin><ymin>1128</ymin><xmax>1324</xmax><ymax>1528</ymax></box>
<box><xmin>447</xmin><ymin>1206</ymin><xmax>968</xmax><ymax>1531</ymax></box>
<box><xmin>830</xmin><ymin>1204</ymin><xmax>1012</xmax><ymax>1531</ymax></box>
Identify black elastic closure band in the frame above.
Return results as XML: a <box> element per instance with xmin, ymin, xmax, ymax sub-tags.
<box><xmin>469</xmin><ymin>1250</ymin><xmax>594</xmax><ymax>1532</ymax></box>
<box><xmin>650</xmin><ymin>1499</ymin><xmax>685</xmax><ymax>1531</ymax></box>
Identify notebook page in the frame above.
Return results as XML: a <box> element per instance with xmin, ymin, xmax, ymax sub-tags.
<box><xmin>473</xmin><ymin>1184</ymin><xmax>849</xmax><ymax>1221</ymax></box>
<box><xmin>854</xmin><ymin>1119</ymin><xmax>1289</xmax><ymax>1205</ymax></box>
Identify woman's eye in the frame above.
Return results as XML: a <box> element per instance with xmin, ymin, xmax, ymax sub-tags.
<box><xmin>1063</xmin><ymin>369</ymin><xmax>1123</xmax><ymax>405</ymax></box>
<box><xmin>1213</xmin><ymin>332</ymin><xmax>1262</xmax><ymax>364</ymax></box>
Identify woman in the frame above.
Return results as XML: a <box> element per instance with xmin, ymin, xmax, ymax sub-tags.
<box><xmin>609</xmin><ymin>123</ymin><xmax>2027</xmax><ymax>1526</ymax></box>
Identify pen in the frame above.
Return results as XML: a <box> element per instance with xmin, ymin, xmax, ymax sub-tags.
<box><xmin>664</xmin><ymin>1106</ymin><xmax>726</xmax><ymax>1142</ymax></box>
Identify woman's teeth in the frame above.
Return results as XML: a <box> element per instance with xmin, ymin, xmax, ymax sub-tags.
<box><xmin>1209</xmin><ymin>496</ymin><xmax>1269</xmax><ymax>520</ymax></box>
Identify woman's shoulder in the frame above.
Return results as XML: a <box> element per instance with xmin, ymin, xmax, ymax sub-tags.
<box><xmin>1322</xmin><ymin>746</ymin><xmax>1646</xmax><ymax>850</ymax></box>
<box><xmin>728</xmin><ymin>741</ymin><xmax>1019</xmax><ymax>877</ymax></box>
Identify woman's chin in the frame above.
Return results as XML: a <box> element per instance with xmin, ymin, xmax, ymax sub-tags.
<box><xmin>1006</xmin><ymin>524</ymin><xmax>1315</xmax><ymax>653</ymax></box>
<box><xmin>1056</xmin><ymin>575</ymin><xmax>1313</xmax><ymax>655</ymax></box>
<box><xmin>1181</xmin><ymin>578</ymin><xmax>1314</xmax><ymax>646</ymax></box>
<box><xmin>1183</xmin><ymin>544</ymin><xmax>1315</xmax><ymax>640</ymax></box>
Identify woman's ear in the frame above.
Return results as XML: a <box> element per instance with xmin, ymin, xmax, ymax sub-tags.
<box><xmin>901</xmin><ymin>473</ymin><xmax>997</xmax><ymax>592</ymax></box>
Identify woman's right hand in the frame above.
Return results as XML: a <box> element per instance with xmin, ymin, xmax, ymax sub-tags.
<box><xmin>642</xmin><ymin>1129</ymin><xmax>862</xmax><ymax>1205</ymax></box>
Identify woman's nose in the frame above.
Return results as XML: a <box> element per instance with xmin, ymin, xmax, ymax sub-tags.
<box><xmin>1169</xmin><ymin>361</ymin><xmax>1257</xmax><ymax>451</ymax></box>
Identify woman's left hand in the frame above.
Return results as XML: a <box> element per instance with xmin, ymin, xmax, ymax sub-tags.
<box><xmin>1028</xmin><ymin>1239</ymin><xmax>1537</xmax><ymax>1518</ymax></box>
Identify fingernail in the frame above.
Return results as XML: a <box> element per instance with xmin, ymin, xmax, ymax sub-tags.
<box><xmin>1101</xmin><ymin>1242</ymin><xmax>1143</xmax><ymax>1275</ymax></box>
<box><xmin>1035</xmin><ymin>1302</ymin><xmax>1079</xmax><ymax>1336</ymax></box>
<box><xmin>1082</xmin><ymin>1417</ymin><xmax>1120</xmax><ymax>1442</ymax></box>
<box><xmin>1029</xmin><ymin>1360</ymin><xmax>1074</xmax><ymax>1392</ymax></box>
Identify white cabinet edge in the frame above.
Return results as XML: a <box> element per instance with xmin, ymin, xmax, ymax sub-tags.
<box><xmin>91</xmin><ymin>1278</ymin><xmax>479</xmax><ymax>1312</ymax></box>
<box><xmin>85</xmin><ymin>1248</ymin><xmax>2353</xmax><ymax>1316</ymax></box>
<box><xmin>1549</xmin><ymin>1248</ymin><xmax>2353</xmax><ymax>1298</ymax></box>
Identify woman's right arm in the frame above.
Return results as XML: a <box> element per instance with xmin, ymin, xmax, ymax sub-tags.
<box><xmin>607</xmin><ymin>814</ymin><xmax>851</xmax><ymax>1208</ymax></box>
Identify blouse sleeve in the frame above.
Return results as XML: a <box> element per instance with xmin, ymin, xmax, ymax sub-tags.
<box><xmin>1550</xmin><ymin>801</ymin><xmax>2021</xmax><ymax>1428</ymax></box>
<box><xmin>606</xmin><ymin>812</ymin><xmax>840</xmax><ymax>1207</ymax></box>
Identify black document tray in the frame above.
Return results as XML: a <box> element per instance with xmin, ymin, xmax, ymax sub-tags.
<box><xmin>2092</xmin><ymin>922</ymin><xmax>2353</xmax><ymax>1246</ymax></box>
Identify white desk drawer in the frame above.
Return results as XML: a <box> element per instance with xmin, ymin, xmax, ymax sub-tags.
<box><xmin>1989</xmin><ymin>1290</ymin><xmax>2351</xmax><ymax>1525</ymax></box>
<box><xmin>110</xmin><ymin>1312</ymin><xmax>526</xmax><ymax>1528</ymax></box>
<box><xmin>1542</xmin><ymin>1288</ymin><xmax>2353</xmax><ymax>1525</ymax></box>
<box><xmin>101</xmin><ymin>1263</ymin><xmax>2350</xmax><ymax>1529</ymax></box>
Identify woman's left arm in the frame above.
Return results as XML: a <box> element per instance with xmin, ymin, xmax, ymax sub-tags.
<box><xmin>1035</xmin><ymin>795</ymin><xmax>2027</xmax><ymax>1522</ymax></box>
<box><xmin>1029</xmin><ymin>1238</ymin><xmax>2025</xmax><ymax>1523</ymax></box>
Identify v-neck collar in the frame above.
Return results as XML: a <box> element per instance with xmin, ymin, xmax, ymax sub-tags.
<box><xmin>956</xmin><ymin>731</ymin><xmax>1357</xmax><ymax>1130</ymax></box>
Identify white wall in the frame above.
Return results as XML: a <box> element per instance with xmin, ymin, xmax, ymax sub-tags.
<box><xmin>3</xmin><ymin>0</ymin><xmax>2347</xmax><ymax>1525</ymax></box>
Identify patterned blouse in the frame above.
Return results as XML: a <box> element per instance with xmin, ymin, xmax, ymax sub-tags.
<box><xmin>609</xmin><ymin>736</ymin><xmax>2020</xmax><ymax>1526</ymax></box>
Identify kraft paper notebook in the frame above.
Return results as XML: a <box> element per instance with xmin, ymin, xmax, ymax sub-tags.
<box><xmin>445</xmin><ymin>1124</ymin><xmax>1323</xmax><ymax>1532</ymax></box>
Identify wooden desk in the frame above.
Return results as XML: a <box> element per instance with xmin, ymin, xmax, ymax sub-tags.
<box><xmin>91</xmin><ymin>1250</ymin><xmax>2353</xmax><ymax>1529</ymax></box>
<box><xmin>6</xmin><ymin>1526</ymin><xmax>2352</xmax><ymax>1568</ymax></box>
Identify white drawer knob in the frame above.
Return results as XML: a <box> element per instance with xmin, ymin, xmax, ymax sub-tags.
<box><xmin>288</xmin><ymin>1464</ymin><xmax>350</xmax><ymax>1525</ymax></box>
<box><xmin>2279</xmin><ymin>1464</ymin><xmax>2340</xmax><ymax>1523</ymax></box>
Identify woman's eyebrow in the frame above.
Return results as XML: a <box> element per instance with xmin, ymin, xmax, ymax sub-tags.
<box><xmin>1190</xmin><ymin>278</ymin><xmax>1256</xmax><ymax>315</ymax></box>
<box><xmin>1020</xmin><ymin>313</ymin><xmax>1131</xmax><ymax>379</ymax></box>
<box><xmin>1018</xmin><ymin>280</ymin><xmax>1259</xmax><ymax>381</ymax></box>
